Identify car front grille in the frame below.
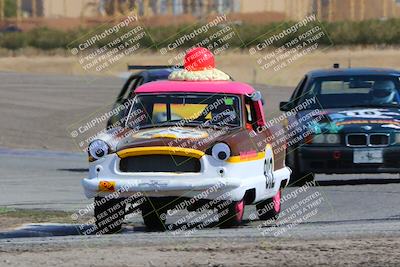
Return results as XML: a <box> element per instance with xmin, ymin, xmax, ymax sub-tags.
<box><xmin>346</xmin><ymin>133</ymin><xmax>390</xmax><ymax>147</ymax></box>
<box><xmin>347</xmin><ymin>134</ymin><xmax>367</xmax><ymax>146</ymax></box>
<box><xmin>369</xmin><ymin>134</ymin><xmax>390</xmax><ymax>146</ymax></box>
<box><xmin>119</xmin><ymin>155</ymin><xmax>201</xmax><ymax>173</ymax></box>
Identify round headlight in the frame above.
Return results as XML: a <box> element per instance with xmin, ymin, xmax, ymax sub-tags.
<box><xmin>326</xmin><ymin>134</ymin><xmax>340</xmax><ymax>144</ymax></box>
<box><xmin>311</xmin><ymin>134</ymin><xmax>340</xmax><ymax>144</ymax></box>
<box><xmin>211</xmin><ymin>143</ymin><xmax>231</xmax><ymax>161</ymax></box>
<box><xmin>312</xmin><ymin>134</ymin><xmax>325</xmax><ymax>144</ymax></box>
<box><xmin>88</xmin><ymin>140</ymin><xmax>109</xmax><ymax>160</ymax></box>
<box><xmin>395</xmin><ymin>133</ymin><xmax>400</xmax><ymax>144</ymax></box>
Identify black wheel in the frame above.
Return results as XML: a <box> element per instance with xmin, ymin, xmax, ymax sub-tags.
<box><xmin>217</xmin><ymin>199</ymin><xmax>245</xmax><ymax>228</ymax></box>
<box><xmin>256</xmin><ymin>190</ymin><xmax>281</xmax><ymax>221</ymax></box>
<box><xmin>287</xmin><ymin>151</ymin><xmax>314</xmax><ymax>186</ymax></box>
<box><xmin>94</xmin><ymin>197</ymin><xmax>126</xmax><ymax>235</ymax></box>
<box><xmin>141</xmin><ymin>198</ymin><xmax>167</xmax><ymax>231</ymax></box>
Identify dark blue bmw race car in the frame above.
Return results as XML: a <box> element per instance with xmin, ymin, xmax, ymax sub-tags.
<box><xmin>280</xmin><ymin>66</ymin><xmax>400</xmax><ymax>185</ymax></box>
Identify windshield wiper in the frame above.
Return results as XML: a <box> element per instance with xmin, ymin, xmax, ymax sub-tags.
<box><xmin>128</xmin><ymin>121</ymin><xmax>240</xmax><ymax>130</ymax></box>
<box><xmin>183</xmin><ymin>121</ymin><xmax>239</xmax><ymax>128</ymax></box>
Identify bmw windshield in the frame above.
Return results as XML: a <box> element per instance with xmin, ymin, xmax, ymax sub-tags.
<box><xmin>300</xmin><ymin>75</ymin><xmax>400</xmax><ymax>109</ymax></box>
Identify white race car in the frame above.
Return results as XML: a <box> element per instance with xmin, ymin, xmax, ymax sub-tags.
<box><xmin>82</xmin><ymin>48</ymin><xmax>291</xmax><ymax>233</ymax></box>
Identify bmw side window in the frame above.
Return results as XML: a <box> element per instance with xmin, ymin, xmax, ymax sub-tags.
<box><xmin>291</xmin><ymin>76</ymin><xmax>308</xmax><ymax>104</ymax></box>
<box><xmin>129</xmin><ymin>77</ymin><xmax>144</xmax><ymax>97</ymax></box>
<box><xmin>117</xmin><ymin>76</ymin><xmax>138</xmax><ymax>102</ymax></box>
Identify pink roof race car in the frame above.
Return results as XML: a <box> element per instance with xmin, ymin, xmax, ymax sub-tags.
<box><xmin>82</xmin><ymin>47</ymin><xmax>291</xmax><ymax>234</ymax></box>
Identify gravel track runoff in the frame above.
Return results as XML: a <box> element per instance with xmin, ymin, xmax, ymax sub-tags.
<box><xmin>0</xmin><ymin>72</ymin><xmax>400</xmax><ymax>266</ymax></box>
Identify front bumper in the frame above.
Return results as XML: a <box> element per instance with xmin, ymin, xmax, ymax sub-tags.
<box><xmin>298</xmin><ymin>145</ymin><xmax>400</xmax><ymax>174</ymax></box>
<box><xmin>82</xmin><ymin>177</ymin><xmax>241</xmax><ymax>197</ymax></box>
<box><xmin>82</xmin><ymin>152</ymin><xmax>291</xmax><ymax>202</ymax></box>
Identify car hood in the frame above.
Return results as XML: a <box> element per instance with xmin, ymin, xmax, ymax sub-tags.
<box><xmin>297</xmin><ymin>107</ymin><xmax>400</xmax><ymax>133</ymax></box>
<box><xmin>114</xmin><ymin>126</ymin><xmax>236</xmax><ymax>152</ymax></box>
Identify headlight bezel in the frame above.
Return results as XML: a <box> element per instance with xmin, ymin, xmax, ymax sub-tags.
<box><xmin>395</xmin><ymin>133</ymin><xmax>400</xmax><ymax>144</ymax></box>
<box><xmin>211</xmin><ymin>142</ymin><xmax>231</xmax><ymax>161</ymax></box>
<box><xmin>88</xmin><ymin>139</ymin><xmax>110</xmax><ymax>161</ymax></box>
<box><xmin>309</xmin><ymin>134</ymin><xmax>341</xmax><ymax>145</ymax></box>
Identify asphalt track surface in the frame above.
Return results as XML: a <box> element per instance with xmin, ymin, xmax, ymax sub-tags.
<box><xmin>0</xmin><ymin>72</ymin><xmax>400</xmax><ymax>253</ymax></box>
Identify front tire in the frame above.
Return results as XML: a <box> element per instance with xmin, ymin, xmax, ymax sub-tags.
<box><xmin>217</xmin><ymin>199</ymin><xmax>245</xmax><ymax>228</ymax></box>
<box><xmin>94</xmin><ymin>197</ymin><xmax>126</xmax><ymax>235</ymax></box>
<box><xmin>287</xmin><ymin>151</ymin><xmax>314</xmax><ymax>186</ymax></box>
<box><xmin>141</xmin><ymin>198</ymin><xmax>167</xmax><ymax>231</ymax></box>
<box><xmin>256</xmin><ymin>190</ymin><xmax>281</xmax><ymax>221</ymax></box>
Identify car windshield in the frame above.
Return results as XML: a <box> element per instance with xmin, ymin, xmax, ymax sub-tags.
<box><xmin>126</xmin><ymin>93</ymin><xmax>241</xmax><ymax>129</ymax></box>
<box><xmin>300</xmin><ymin>75</ymin><xmax>400</xmax><ymax>109</ymax></box>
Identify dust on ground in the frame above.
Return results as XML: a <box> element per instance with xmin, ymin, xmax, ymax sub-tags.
<box><xmin>1</xmin><ymin>235</ymin><xmax>399</xmax><ymax>266</ymax></box>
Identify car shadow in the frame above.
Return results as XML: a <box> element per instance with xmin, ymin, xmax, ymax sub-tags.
<box><xmin>0</xmin><ymin>223</ymin><xmax>86</xmax><ymax>239</ymax></box>
<box><xmin>57</xmin><ymin>168</ymin><xmax>88</xmax><ymax>173</ymax></box>
<box><xmin>288</xmin><ymin>178</ymin><xmax>400</xmax><ymax>187</ymax></box>
<box><xmin>0</xmin><ymin>223</ymin><xmax>152</xmax><ymax>239</ymax></box>
<box><xmin>0</xmin><ymin>220</ymin><xmax>222</xmax><ymax>239</ymax></box>
<box><xmin>315</xmin><ymin>178</ymin><xmax>400</xmax><ymax>186</ymax></box>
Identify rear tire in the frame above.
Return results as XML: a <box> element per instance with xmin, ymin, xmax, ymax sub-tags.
<box><xmin>218</xmin><ymin>199</ymin><xmax>245</xmax><ymax>228</ymax></box>
<box><xmin>256</xmin><ymin>190</ymin><xmax>281</xmax><ymax>221</ymax></box>
<box><xmin>94</xmin><ymin>197</ymin><xmax>126</xmax><ymax>235</ymax></box>
<box><xmin>141</xmin><ymin>198</ymin><xmax>167</xmax><ymax>231</ymax></box>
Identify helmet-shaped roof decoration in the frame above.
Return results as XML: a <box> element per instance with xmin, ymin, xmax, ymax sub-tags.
<box><xmin>184</xmin><ymin>47</ymin><xmax>215</xmax><ymax>71</ymax></box>
<box><xmin>169</xmin><ymin>47</ymin><xmax>230</xmax><ymax>81</ymax></box>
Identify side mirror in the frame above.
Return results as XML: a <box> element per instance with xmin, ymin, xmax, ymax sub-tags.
<box><xmin>250</xmin><ymin>91</ymin><xmax>263</xmax><ymax>102</ymax></box>
<box><xmin>279</xmin><ymin>101</ymin><xmax>292</xmax><ymax>112</ymax></box>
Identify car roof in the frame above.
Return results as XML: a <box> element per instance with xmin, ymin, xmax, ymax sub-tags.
<box><xmin>136</xmin><ymin>69</ymin><xmax>174</xmax><ymax>81</ymax></box>
<box><xmin>307</xmin><ymin>67</ymin><xmax>400</xmax><ymax>78</ymax></box>
<box><xmin>135</xmin><ymin>80</ymin><xmax>256</xmax><ymax>95</ymax></box>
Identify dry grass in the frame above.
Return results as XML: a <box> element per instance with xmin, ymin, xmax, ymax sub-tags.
<box><xmin>0</xmin><ymin>48</ymin><xmax>399</xmax><ymax>86</ymax></box>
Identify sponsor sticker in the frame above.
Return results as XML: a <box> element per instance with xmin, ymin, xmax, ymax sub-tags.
<box><xmin>225</xmin><ymin>98</ymin><xmax>234</xmax><ymax>105</ymax></box>
<box><xmin>98</xmin><ymin>181</ymin><xmax>116</xmax><ymax>192</ymax></box>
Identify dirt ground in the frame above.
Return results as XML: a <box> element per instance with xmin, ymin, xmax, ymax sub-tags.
<box><xmin>1</xmin><ymin>236</ymin><xmax>400</xmax><ymax>266</ymax></box>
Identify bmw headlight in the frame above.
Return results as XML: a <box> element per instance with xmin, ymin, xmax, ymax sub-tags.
<box><xmin>211</xmin><ymin>143</ymin><xmax>231</xmax><ymax>161</ymax></box>
<box><xmin>395</xmin><ymin>133</ymin><xmax>400</xmax><ymax>144</ymax></box>
<box><xmin>88</xmin><ymin>140</ymin><xmax>109</xmax><ymax>160</ymax></box>
<box><xmin>311</xmin><ymin>134</ymin><xmax>341</xmax><ymax>144</ymax></box>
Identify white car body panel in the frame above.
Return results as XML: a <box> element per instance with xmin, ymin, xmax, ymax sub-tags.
<box><xmin>82</xmin><ymin>153</ymin><xmax>291</xmax><ymax>203</ymax></box>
